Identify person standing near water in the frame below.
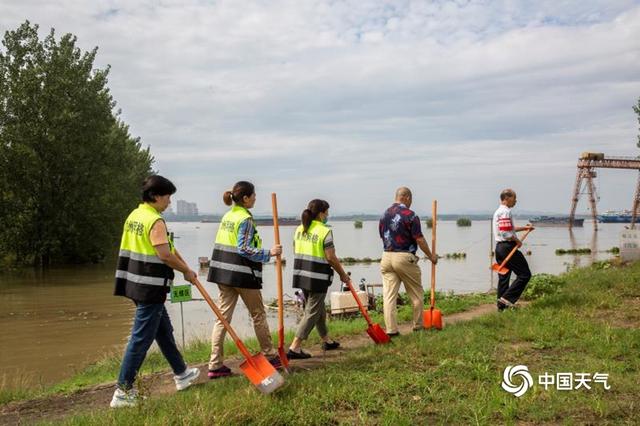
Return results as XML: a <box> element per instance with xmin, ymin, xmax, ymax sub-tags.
<box><xmin>379</xmin><ymin>187</ymin><xmax>438</xmax><ymax>336</ymax></box>
<box><xmin>111</xmin><ymin>175</ymin><xmax>200</xmax><ymax>408</ymax></box>
<box><xmin>493</xmin><ymin>189</ymin><xmax>534</xmax><ymax>311</ymax></box>
<box><xmin>206</xmin><ymin>181</ymin><xmax>283</xmax><ymax>378</ymax></box>
<box><xmin>287</xmin><ymin>199</ymin><xmax>349</xmax><ymax>359</ymax></box>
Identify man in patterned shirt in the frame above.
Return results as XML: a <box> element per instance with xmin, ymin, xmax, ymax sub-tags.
<box><xmin>493</xmin><ymin>189</ymin><xmax>534</xmax><ymax>311</ymax></box>
<box><xmin>379</xmin><ymin>187</ymin><xmax>438</xmax><ymax>336</ymax></box>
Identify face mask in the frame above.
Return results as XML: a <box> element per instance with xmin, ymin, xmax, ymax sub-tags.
<box><xmin>322</xmin><ymin>216</ymin><xmax>328</xmax><ymax>224</ymax></box>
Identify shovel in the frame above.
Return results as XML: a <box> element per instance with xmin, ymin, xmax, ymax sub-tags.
<box><xmin>192</xmin><ymin>278</ymin><xmax>285</xmax><ymax>394</ymax></box>
<box><xmin>345</xmin><ymin>280</ymin><xmax>390</xmax><ymax>344</ymax></box>
<box><xmin>491</xmin><ymin>228</ymin><xmax>533</xmax><ymax>275</ymax></box>
<box><xmin>271</xmin><ymin>193</ymin><xmax>289</xmax><ymax>371</ymax></box>
<box><xmin>423</xmin><ymin>200</ymin><xmax>443</xmax><ymax>330</ymax></box>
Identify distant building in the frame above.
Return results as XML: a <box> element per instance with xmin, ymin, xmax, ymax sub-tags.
<box><xmin>176</xmin><ymin>200</ymin><xmax>199</xmax><ymax>216</ymax></box>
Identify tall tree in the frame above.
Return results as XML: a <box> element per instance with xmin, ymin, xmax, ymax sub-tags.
<box><xmin>0</xmin><ymin>21</ymin><xmax>154</xmax><ymax>265</ymax></box>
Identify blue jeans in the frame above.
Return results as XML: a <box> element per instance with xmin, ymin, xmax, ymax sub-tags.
<box><xmin>117</xmin><ymin>302</ymin><xmax>186</xmax><ymax>389</ymax></box>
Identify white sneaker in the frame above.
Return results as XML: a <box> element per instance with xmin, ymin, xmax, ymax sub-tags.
<box><xmin>174</xmin><ymin>367</ymin><xmax>200</xmax><ymax>391</ymax></box>
<box><xmin>110</xmin><ymin>388</ymin><xmax>142</xmax><ymax>408</ymax></box>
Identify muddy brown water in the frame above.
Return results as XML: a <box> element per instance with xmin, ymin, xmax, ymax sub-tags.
<box><xmin>0</xmin><ymin>220</ymin><xmax>625</xmax><ymax>386</ymax></box>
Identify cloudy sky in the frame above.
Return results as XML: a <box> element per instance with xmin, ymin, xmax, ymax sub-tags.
<box><xmin>2</xmin><ymin>1</ymin><xmax>640</xmax><ymax>216</ymax></box>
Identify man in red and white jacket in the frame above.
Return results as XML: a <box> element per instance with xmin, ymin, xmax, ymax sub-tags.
<box><xmin>493</xmin><ymin>189</ymin><xmax>534</xmax><ymax>311</ymax></box>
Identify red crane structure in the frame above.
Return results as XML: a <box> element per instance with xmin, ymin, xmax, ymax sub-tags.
<box><xmin>569</xmin><ymin>153</ymin><xmax>640</xmax><ymax>230</ymax></box>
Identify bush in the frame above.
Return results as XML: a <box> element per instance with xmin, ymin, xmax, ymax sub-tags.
<box><xmin>555</xmin><ymin>248</ymin><xmax>591</xmax><ymax>255</ymax></box>
<box><xmin>522</xmin><ymin>274</ymin><xmax>566</xmax><ymax>300</ymax></box>
<box><xmin>442</xmin><ymin>252</ymin><xmax>466</xmax><ymax>259</ymax></box>
<box><xmin>354</xmin><ymin>220</ymin><xmax>363</xmax><ymax>229</ymax></box>
<box><xmin>456</xmin><ymin>218</ymin><xmax>472</xmax><ymax>227</ymax></box>
<box><xmin>425</xmin><ymin>218</ymin><xmax>433</xmax><ymax>228</ymax></box>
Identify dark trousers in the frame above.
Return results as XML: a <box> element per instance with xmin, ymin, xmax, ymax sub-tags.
<box><xmin>495</xmin><ymin>242</ymin><xmax>532</xmax><ymax>304</ymax></box>
<box><xmin>117</xmin><ymin>302</ymin><xmax>186</xmax><ymax>389</ymax></box>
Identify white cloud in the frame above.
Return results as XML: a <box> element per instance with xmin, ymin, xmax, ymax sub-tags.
<box><xmin>1</xmin><ymin>0</ymin><xmax>639</xmax><ymax>215</ymax></box>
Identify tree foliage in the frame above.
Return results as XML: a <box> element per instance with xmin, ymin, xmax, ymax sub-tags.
<box><xmin>0</xmin><ymin>21</ymin><xmax>154</xmax><ymax>265</ymax></box>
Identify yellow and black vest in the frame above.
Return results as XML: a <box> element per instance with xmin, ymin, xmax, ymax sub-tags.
<box><xmin>207</xmin><ymin>205</ymin><xmax>263</xmax><ymax>289</ymax></box>
<box><xmin>292</xmin><ymin>220</ymin><xmax>333</xmax><ymax>292</ymax></box>
<box><xmin>114</xmin><ymin>203</ymin><xmax>175</xmax><ymax>303</ymax></box>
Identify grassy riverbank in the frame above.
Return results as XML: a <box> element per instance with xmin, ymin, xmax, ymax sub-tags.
<box><xmin>0</xmin><ymin>291</ymin><xmax>494</xmax><ymax>405</ymax></box>
<box><xmin>7</xmin><ymin>259</ymin><xmax>639</xmax><ymax>424</ymax></box>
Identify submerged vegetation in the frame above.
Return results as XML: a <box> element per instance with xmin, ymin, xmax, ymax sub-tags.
<box><xmin>456</xmin><ymin>218</ymin><xmax>472</xmax><ymax>227</ymax></box>
<box><xmin>340</xmin><ymin>257</ymin><xmax>381</xmax><ymax>264</ymax></box>
<box><xmin>440</xmin><ymin>252</ymin><xmax>467</xmax><ymax>259</ymax></box>
<box><xmin>555</xmin><ymin>248</ymin><xmax>592</xmax><ymax>255</ymax></box>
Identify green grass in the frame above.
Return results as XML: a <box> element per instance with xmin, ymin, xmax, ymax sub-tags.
<box><xmin>0</xmin><ymin>292</ymin><xmax>494</xmax><ymax>406</ymax></box>
<box><xmin>44</xmin><ymin>260</ymin><xmax>640</xmax><ymax>425</ymax></box>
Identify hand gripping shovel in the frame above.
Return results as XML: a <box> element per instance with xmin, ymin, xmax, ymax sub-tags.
<box><xmin>192</xmin><ymin>278</ymin><xmax>285</xmax><ymax>394</ymax></box>
<box><xmin>491</xmin><ymin>228</ymin><xmax>533</xmax><ymax>275</ymax></box>
<box><xmin>271</xmin><ymin>193</ymin><xmax>289</xmax><ymax>371</ymax></box>
<box><xmin>345</xmin><ymin>280</ymin><xmax>390</xmax><ymax>344</ymax></box>
<box><xmin>423</xmin><ymin>200</ymin><xmax>443</xmax><ymax>330</ymax></box>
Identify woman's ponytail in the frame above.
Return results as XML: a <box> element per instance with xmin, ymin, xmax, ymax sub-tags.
<box><xmin>300</xmin><ymin>199</ymin><xmax>330</xmax><ymax>233</ymax></box>
<box><xmin>301</xmin><ymin>208</ymin><xmax>313</xmax><ymax>232</ymax></box>
<box><xmin>223</xmin><ymin>191</ymin><xmax>233</xmax><ymax>206</ymax></box>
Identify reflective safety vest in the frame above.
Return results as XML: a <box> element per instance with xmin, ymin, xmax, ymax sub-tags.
<box><xmin>207</xmin><ymin>205</ymin><xmax>263</xmax><ymax>289</ymax></box>
<box><xmin>114</xmin><ymin>203</ymin><xmax>175</xmax><ymax>304</ymax></box>
<box><xmin>292</xmin><ymin>220</ymin><xmax>334</xmax><ymax>292</ymax></box>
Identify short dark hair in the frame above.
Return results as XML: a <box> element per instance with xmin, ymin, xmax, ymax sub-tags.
<box><xmin>142</xmin><ymin>175</ymin><xmax>177</xmax><ymax>202</ymax></box>
<box><xmin>500</xmin><ymin>188</ymin><xmax>515</xmax><ymax>201</ymax></box>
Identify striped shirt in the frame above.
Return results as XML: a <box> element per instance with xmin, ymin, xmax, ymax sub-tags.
<box><xmin>237</xmin><ymin>219</ymin><xmax>271</xmax><ymax>263</ymax></box>
<box><xmin>493</xmin><ymin>205</ymin><xmax>516</xmax><ymax>242</ymax></box>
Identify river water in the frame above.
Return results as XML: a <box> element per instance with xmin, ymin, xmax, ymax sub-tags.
<box><xmin>0</xmin><ymin>220</ymin><xmax>625</xmax><ymax>386</ymax></box>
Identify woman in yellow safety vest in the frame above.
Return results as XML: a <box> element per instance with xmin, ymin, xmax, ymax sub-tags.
<box><xmin>206</xmin><ymin>181</ymin><xmax>282</xmax><ymax>378</ymax></box>
<box><xmin>111</xmin><ymin>175</ymin><xmax>200</xmax><ymax>408</ymax></box>
<box><xmin>287</xmin><ymin>199</ymin><xmax>350</xmax><ymax>359</ymax></box>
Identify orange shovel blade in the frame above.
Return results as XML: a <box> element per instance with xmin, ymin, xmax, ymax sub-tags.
<box><xmin>423</xmin><ymin>308</ymin><xmax>444</xmax><ymax>330</ymax></box>
<box><xmin>366</xmin><ymin>323</ymin><xmax>390</xmax><ymax>344</ymax></box>
<box><xmin>491</xmin><ymin>263</ymin><xmax>510</xmax><ymax>275</ymax></box>
<box><xmin>239</xmin><ymin>354</ymin><xmax>285</xmax><ymax>394</ymax></box>
<box><xmin>431</xmin><ymin>308</ymin><xmax>443</xmax><ymax>330</ymax></box>
<box><xmin>422</xmin><ymin>309</ymin><xmax>432</xmax><ymax>328</ymax></box>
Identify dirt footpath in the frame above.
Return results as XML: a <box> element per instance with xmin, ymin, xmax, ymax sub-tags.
<box><xmin>0</xmin><ymin>303</ymin><xmax>498</xmax><ymax>425</ymax></box>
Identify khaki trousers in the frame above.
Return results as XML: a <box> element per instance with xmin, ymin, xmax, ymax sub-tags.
<box><xmin>209</xmin><ymin>284</ymin><xmax>275</xmax><ymax>369</ymax></box>
<box><xmin>380</xmin><ymin>251</ymin><xmax>424</xmax><ymax>333</ymax></box>
<box><xmin>295</xmin><ymin>290</ymin><xmax>328</xmax><ymax>340</ymax></box>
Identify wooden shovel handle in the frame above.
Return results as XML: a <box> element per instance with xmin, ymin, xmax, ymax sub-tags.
<box><xmin>430</xmin><ymin>200</ymin><xmax>437</xmax><ymax>308</ymax></box>
<box><xmin>497</xmin><ymin>228</ymin><xmax>533</xmax><ymax>269</ymax></box>
<box><xmin>192</xmin><ymin>278</ymin><xmax>254</xmax><ymax>362</ymax></box>
<box><xmin>345</xmin><ymin>280</ymin><xmax>374</xmax><ymax>327</ymax></box>
<box><xmin>271</xmin><ymin>193</ymin><xmax>285</xmax><ymax>346</ymax></box>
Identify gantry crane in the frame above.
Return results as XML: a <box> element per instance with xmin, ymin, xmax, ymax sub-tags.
<box><xmin>569</xmin><ymin>152</ymin><xmax>640</xmax><ymax>230</ymax></box>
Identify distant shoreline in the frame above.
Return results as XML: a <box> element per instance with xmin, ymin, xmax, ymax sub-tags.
<box><xmin>165</xmin><ymin>214</ymin><xmax>593</xmax><ymax>223</ymax></box>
